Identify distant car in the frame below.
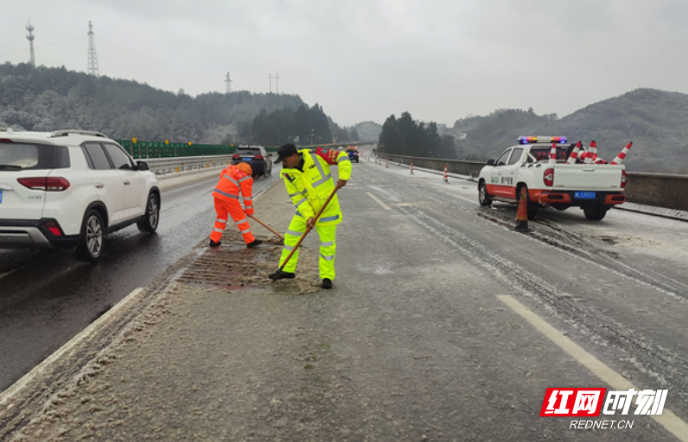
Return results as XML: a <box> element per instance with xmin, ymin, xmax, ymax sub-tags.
<box><xmin>231</xmin><ymin>145</ymin><xmax>272</xmax><ymax>176</ymax></box>
<box><xmin>0</xmin><ymin>129</ymin><xmax>160</xmax><ymax>261</ymax></box>
<box><xmin>346</xmin><ymin>146</ymin><xmax>359</xmax><ymax>163</ymax></box>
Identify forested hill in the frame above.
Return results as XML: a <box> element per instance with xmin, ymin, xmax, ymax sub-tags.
<box><xmin>0</xmin><ymin>62</ymin><xmax>355</xmax><ymax>146</ymax></box>
<box><xmin>454</xmin><ymin>89</ymin><xmax>688</xmax><ymax>173</ymax></box>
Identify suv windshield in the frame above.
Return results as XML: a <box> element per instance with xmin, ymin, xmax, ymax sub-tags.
<box><xmin>0</xmin><ymin>143</ymin><xmax>69</xmax><ymax>170</ymax></box>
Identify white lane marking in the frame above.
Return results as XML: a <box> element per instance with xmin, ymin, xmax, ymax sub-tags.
<box><xmin>497</xmin><ymin>295</ymin><xmax>688</xmax><ymax>442</ymax></box>
<box><xmin>0</xmin><ymin>287</ymin><xmax>146</xmax><ymax>408</ymax></box>
<box><xmin>367</xmin><ymin>192</ymin><xmax>391</xmax><ymax>210</ymax></box>
<box><xmin>0</xmin><ymin>269</ymin><xmax>16</xmax><ymax>281</ymax></box>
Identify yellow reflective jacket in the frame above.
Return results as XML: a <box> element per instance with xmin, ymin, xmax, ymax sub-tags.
<box><xmin>280</xmin><ymin>148</ymin><xmax>352</xmax><ymax>226</ymax></box>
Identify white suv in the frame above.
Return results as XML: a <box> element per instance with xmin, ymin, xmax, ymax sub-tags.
<box><xmin>0</xmin><ymin>129</ymin><xmax>160</xmax><ymax>261</ymax></box>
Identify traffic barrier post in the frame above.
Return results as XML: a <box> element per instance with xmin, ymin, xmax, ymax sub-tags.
<box><xmin>514</xmin><ymin>188</ymin><xmax>530</xmax><ymax>232</ymax></box>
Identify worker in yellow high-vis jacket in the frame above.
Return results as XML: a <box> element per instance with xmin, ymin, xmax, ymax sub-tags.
<box><xmin>268</xmin><ymin>143</ymin><xmax>352</xmax><ymax>289</ymax></box>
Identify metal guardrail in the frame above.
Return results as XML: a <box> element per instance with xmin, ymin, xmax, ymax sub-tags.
<box><xmin>143</xmin><ymin>155</ymin><xmax>235</xmax><ymax>175</ymax></box>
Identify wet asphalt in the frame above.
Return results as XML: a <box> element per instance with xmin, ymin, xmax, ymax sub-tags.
<box><xmin>0</xmin><ymin>172</ymin><xmax>278</xmax><ymax>392</ymax></box>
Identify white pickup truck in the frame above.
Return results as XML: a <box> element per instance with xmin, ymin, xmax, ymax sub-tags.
<box><xmin>477</xmin><ymin>136</ymin><xmax>627</xmax><ymax>221</ymax></box>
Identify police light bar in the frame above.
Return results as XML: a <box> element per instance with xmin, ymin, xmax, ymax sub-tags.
<box><xmin>518</xmin><ymin>136</ymin><xmax>567</xmax><ymax>145</ymax></box>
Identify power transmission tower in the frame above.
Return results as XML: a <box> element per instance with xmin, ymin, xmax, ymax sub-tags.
<box><xmin>26</xmin><ymin>21</ymin><xmax>35</xmax><ymax>66</ymax></box>
<box><xmin>87</xmin><ymin>21</ymin><xmax>100</xmax><ymax>76</ymax></box>
<box><xmin>275</xmin><ymin>73</ymin><xmax>280</xmax><ymax>94</ymax></box>
<box><xmin>225</xmin><ymin>72</ymin><xmax>233</xmax><ymax>93</ymax></box>
<box><xmin>267</xmin><ymin>74</ymin><xmax>273</xmax><ymax>93</ymax></box>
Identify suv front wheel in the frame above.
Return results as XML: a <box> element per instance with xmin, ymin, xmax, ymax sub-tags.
<box><xmin>137</xmin><ymin>193</ymin><xmax>160</xmax><ymax>233</ymax></box>
<box><xmin>76</xmin><ymin>209</ymin><xmax>105</xmax><ymax>262</ymax></box>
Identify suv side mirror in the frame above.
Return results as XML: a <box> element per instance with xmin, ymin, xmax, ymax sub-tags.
<box><xmin>486</xmin><ymin>159</ymin><xmax>495</xmax><ymax>166</ymax></box>
<box><xmin>136</xmin><ymin>161</ymin><xmax>150</xmax><ymax>171</ymax></box>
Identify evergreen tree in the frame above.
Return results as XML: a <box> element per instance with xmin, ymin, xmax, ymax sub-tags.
<box><xmin>378</xmin><ymin>112</ymin><xmax>458</xmax><ymax>159</ymax></box>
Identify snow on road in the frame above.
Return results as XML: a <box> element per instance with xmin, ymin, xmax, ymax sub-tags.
<box><xmin>370</xmin><ymin>159</ymin><xmax>688</xmax><ymax>268</ymax></box>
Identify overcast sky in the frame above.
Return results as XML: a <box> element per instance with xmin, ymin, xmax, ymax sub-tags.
<box><xmin>2</xmin><ymin>0</ymin><xmax>688</xmax><ymax>127</ymax></box>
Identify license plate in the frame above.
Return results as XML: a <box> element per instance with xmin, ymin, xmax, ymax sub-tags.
<box><xmin>574</xmin><ymin>191</ymin><xmax>596</xmax><ymax>199</ymax></box>
<box><xmin>0</xmin><ymin>190</ymin><xmax>2</xmax><ymax>203</ymax></box>
<box><xmin>243</xmin><ymin>157</ymin><xmax>253</xmax><ymax>161</ymax></box>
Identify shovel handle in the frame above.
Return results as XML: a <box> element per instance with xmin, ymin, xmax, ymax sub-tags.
<box><xmin>248</xmin><ymin>215</ymin><xmax>284</xmax><ymax>240</ymax></box>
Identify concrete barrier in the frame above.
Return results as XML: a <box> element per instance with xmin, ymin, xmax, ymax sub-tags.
<box><xmin>625</xmin><ymin>172</ymin><xmax>688</xmax><ymax>212</ymax></box>
<box><xmin>378</xmin><ymin>154</ymin><xmax>688</xmax><ymax>212</ymax></box>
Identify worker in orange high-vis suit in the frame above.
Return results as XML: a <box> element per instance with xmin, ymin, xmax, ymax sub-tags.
<box><xmin>209</xmin><ymin>162</ymin><xmax>263</xmax><ymax>248</ymax></box>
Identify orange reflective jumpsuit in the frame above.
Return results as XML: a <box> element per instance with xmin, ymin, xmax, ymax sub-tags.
<box><xmin>210</xmin><ymin>163</ymin><xmax>255</xmax><ymax>244</ymax></box>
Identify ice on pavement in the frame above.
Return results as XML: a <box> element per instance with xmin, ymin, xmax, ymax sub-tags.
<box><xmin>368</xmin><ymin>158</ymin><xmax>688</xmax><ymax>266</ymax></box>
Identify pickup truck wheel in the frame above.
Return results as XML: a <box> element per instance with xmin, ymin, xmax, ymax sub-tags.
<box><xmin>137</xmin><ymin>193</ymin><xmax>160</xmax><ymax>233</ymax></box>
<box><xmin>76</xmin><ymin>210</ymin><xmax>105</xmax><ymax>262</ymax></box>
<box><xmin>478</xmin><ymin>181</ymin><xmax>492</xmax><ymax>207</ymax></box>
<box><xmin>583</xmin><ymin>206</ymin><xmax>608</xmax><ymax>221</ymax></box>
<box><xmin>527</xmin><ymin>203</ymin><xmax>539</xmax><ymax>219</ymax></box>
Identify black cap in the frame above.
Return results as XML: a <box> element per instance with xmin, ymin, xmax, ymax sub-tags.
<box><xmin>274</xmin><ymin>143</ymin><xmax>298</xmax><ymax>164</ymax></box>
<box><xmin>249</xmin><ymin>160</ymin><xmax>265</xmax><ymax>177</ymax></box>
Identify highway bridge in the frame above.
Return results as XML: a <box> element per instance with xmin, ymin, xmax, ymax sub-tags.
<box><xmin>1</xmin><ymin>150</ymin><xmax>688</xmax><ymax>441</ymax></box>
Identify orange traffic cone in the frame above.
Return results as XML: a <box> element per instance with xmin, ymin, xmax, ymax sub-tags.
<box><xmin>444</xmin><ymin>165</ymin><xmax>448</xmax><ymax>183</ymax></box>
<box><xmin>610</xmin><ymin>142</ymin><xmax>632</xmax><ymax>165</ymax></box>
<box><xmin>514</xmin><ymin>187</ymin><xmax>530</xmax><ymax>232</ymax></box>
<box><xmin>566</xmin><ymin>141</ymin><xmax>582</xmax><ymax>164</ymax></box>
<box><xmin>548</xmin><ymin>143</ymin><xmax>557</xmax><ymax>165</ymax></box>
<box><xmin>584</xmin><ymin>141</ymin><xmax>596</xmax><ymax>164</ymax></box>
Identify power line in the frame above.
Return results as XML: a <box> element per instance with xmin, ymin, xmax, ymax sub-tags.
<box><xmin>0</xmin><ymin>36</ymin><xmax>85</xmax><ymax>58</ymax></box>
<box><xmin>0</xmin><ymin>28</ymin><xmax>82</xmax><ymax>49</ymax></box>
<box><xmin>95</xmin><ymin>28</ymin><xmax>223</xmax><ymax>77</ymax></box>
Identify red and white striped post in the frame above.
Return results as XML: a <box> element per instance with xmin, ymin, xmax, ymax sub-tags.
<box><xmin>444</xmin><ymin>165</ymin><xmax>448</xmax><ymax>183</ymax></box>
<box><xmin>610</xmin><ymin>142</ymin><xmax>633</xmax><ymax>165</ymax></box>
<box><xmin>410</xmin><ymin>162</ymin><xmax>414</xmax><ymax>175</ymax></box>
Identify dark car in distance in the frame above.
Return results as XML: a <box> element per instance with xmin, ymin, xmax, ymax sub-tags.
<box><xmin>346</xmin><ymin>146</ymin><xmax>359</xmax><ymax>163</ymax></box>
<box><xmin>231</xmin><ymin>145</ymin><xmax>272</xmax><ymax>176</ymax></box>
